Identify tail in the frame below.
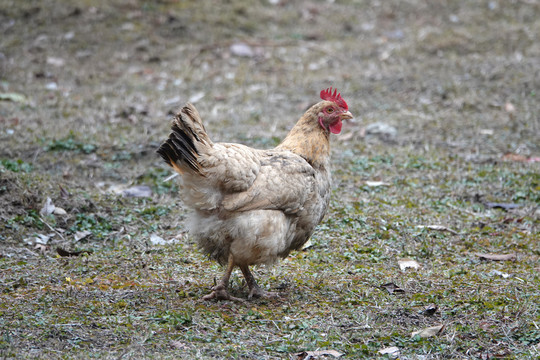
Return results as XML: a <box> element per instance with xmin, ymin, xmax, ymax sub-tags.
<box><xmin>157</xmin><ymin>103</ymin><xmax>212</xmax><ymax>175</ymax></box>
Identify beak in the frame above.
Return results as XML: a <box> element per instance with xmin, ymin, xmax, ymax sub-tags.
<box><xmin>340</xmin><ymin>111</ymin><xmax>354</xmax><ymax>120</ymax></box>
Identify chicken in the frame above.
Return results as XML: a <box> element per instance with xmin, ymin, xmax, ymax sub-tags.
<box><xmin>157</xmin><ymin>88</ymin><xmax>352</xmax><ymax>301</ymax></box>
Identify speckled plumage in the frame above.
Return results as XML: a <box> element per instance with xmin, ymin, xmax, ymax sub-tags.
<box><xmin>158</xmin><ymin>93</ymin><xmax>352</xmax><ymax>300</ymax></box>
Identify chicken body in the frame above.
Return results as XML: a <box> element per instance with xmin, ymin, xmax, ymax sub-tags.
<box><xmin>158</xmin><ymin>89</ymin><xmax>352</xmax><ymax>300</ymax></box>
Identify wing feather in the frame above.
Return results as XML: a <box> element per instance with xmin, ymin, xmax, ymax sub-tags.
<box><xmin>221</xmin><ymin>151</ymin><xmax>315</xmax><ymax>214</ymax></box>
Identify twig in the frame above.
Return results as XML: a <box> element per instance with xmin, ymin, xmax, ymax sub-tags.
<box><xmin>163</xmin><ymin>173</ymin><xmax>179</xmax><ymax>182</ymax></box>
<box><xmin>39</xmin><ymin>216</ymin><xmax>66</xmax><ymax>242</ymax></box>
<box><xmin>445</xmin><ymin>202</ymin><xmax>486</xmax><ymax>217</ymax></box>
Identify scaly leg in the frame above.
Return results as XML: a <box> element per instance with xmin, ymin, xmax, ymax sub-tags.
<box><xmin>239</xmin><ymin>264</ymin><xmax>280</xmax><ymax>300</ymax></box>
<box><xmin>202</xmin><ymin>253</ymin><xmax>244</xmax><ymax>302</ymax></box>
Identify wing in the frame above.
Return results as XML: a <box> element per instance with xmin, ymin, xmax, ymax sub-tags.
<box><xmin>221</xmin><ymin>151</ymin><xmax>317</xmax><ymax>214</ymax></box>
<box><xmin>199</xmin><ymin>143</ymin><xmax>262</xmax><ymax>192</ymax></box>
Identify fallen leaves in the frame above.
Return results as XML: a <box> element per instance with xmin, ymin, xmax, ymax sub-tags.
<box><xmin>150</xmin><ymin>234</ymin><xmax>183</xmax><ymax>246</ymax></box>
<box><xmin>364</xmin><ymin>180</ymin><xmax>391</xmax><ymax>187</ymax></box>
<box><xmin>46</xmin><ymin>56</ymin><xmax>66</xmax><ymax>67</ymax></box>
<box><xmin>501</xmin><ymin>153</ymin><xmax>540</xmax><ymax>163</ymax></box>
<box><xmin>103</xmin><ymin>183</ymin><xmax>153</xmax><ymax>197</ymax></box>
<box><xmin>378</xmin><ymin>346</ymin><xmax>400</xmax><ymax>358</ymax></box>
<box><xmin>170</xmin><ymin>341</ymin><xmax>189</xmax><ymax>350</ymax></box>
<box><xmin>483</xmin><ymin>202</ymin><xmax>521</xmax><ymax>211</ymax></box>
<box><xmin>476</xmin><ymin>253</ymin><xmax>516</xmax><ymax>261</ymax></box>
<box><xmin>504</xmin><ymin>102</ymin><xmax>515</xmax><ymax>113</ymax></box>
<box><xmin>488</xmin><ymin>270</ymin><xmax>511</xmax><ymax>278</ymax></box>
<box><xmin>416</xmin><ymin>224</ymin><xmax>458</xmax><ymax>235</ymax></box>
<box><xmin>39</xmin><ymin>197</ymin><xmax>55</xmax><ymax>216</ymax></box>
<box><xmin>150</xmin><ymin>234</ymin><xmax>167</xmax><ymax>245</ymax></box>
<box><xmin>120</xmin><ymin>185</ymin><xmax>152</xmax><ymax>198</ymax></box>
<box><xmin>0</xmin><ymin>92</ymin><xmax>27</xmax><ymax>103</ymax></box>
<box><xmin>411</xmin><ymin>324</ymin><xmax>445</xmax><ymax>338</ymax></box>
<box><xmin>294</xmin><ymin>350</ymin><xmax>343</xmax><ymax>359</ymax></box>
<box><xmin>39</xmin><ymin>197</ymin><xmax>67</xmax><ymax>216</ymax></box>
<box><xmin>34</xmin><ymin>243</ymin><xmax>49</xmax><ymax>254</ymax></box>
<box><xmin>301</xmin><ymin>239</ymin><xmax>315</xmax><ymax>250</ymax></box>
<box><xmin>364</xmin><ymin>122</ymin><xmax>397</xmax><ymax>141</ymax></box>
<box><xmin>56</xmin><ymin>247</ymin><xmax>93</xmax><ymax>257</ymax></box>
<box><xmin>422</xmin><ymin>303</ymin><xmax>438</xmax><ymax>316</ymax></box>
<box><xmin>26</xmin><ymin>233</ymin><xmax>54</xmax><ymax>245</ymax></box>
<box><xmin>74</xmin><ymin>230</ymin><xmax>92</xmax><ymax>242</ymax></box>
<box><xmin>230</xmin><ymin>42</ymin><xmax>255</xmax><ymax>58</ymax></box>
<box><xmin>398</xmin><ymin>258</ymin><xmax>420</xmax><ymax>271</ymax></box>
<box><xmin>380</xmin><ymin>282</ymin><xmax>405</xmax><ymax>294</ymax></box>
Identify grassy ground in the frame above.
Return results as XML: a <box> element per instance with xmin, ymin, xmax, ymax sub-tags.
<box><xmin>1</xmin><ymin>0</ymin><xmax>539</xmax><ymax>358</ymax></box>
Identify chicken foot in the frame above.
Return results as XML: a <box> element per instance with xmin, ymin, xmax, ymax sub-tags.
<box><xmin>202</xmin><ymin>254</ymin><xmax>245</xmax><ymax>302</ymax></box>
<box><xmin>239</xmin><ymin>265</ymin><xmax>280</xmax><ymax>300</ymax></box>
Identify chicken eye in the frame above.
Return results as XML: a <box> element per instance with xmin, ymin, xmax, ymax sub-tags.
<box><xmin>327</xmin><ymin>107</ymin><xmax>334</xmax><ymax>113</ymax></box>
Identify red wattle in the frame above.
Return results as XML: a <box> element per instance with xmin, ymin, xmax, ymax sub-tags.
<box><xmin>329</xmin><ymin>120</ymin><xmax>342</xmax><ymax>134</ymax></box>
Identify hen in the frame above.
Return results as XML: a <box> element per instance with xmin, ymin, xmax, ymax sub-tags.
<box><xmin>157</xmin><ymin>88</ymin><xmax>352</xmax><ymax>301</ymax></box>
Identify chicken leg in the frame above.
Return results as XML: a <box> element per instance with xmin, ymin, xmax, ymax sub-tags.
<box><xmin>202</xmin><ymin>254</ymin><xmax>244</xmax><ymax>302</ymax></box>
<box><xmin>239</xmin><ymin>264</ymin><xmax>279</xmax><ymax>300</ymax></box>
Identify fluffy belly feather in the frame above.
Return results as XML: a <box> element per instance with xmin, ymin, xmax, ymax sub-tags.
<box><xmin>188</xmin><ymin>210</ymin><xmax>298</xmax><ymax>266</ymax></box>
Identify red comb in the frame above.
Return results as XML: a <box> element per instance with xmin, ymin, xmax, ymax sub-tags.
<box><xmin>320</xmin><ymin>87</ymin><xmax>348</xmax><ymax>110</ymax></box>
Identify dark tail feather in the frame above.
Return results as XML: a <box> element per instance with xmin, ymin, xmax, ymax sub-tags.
<box><xmin>157</xmin><ymin>103</ymin><xmax>211</xmax><ymax>175</ymax></box>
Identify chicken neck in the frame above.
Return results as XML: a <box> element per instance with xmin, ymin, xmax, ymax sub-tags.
<box><xmin>277</xmin><ymin>112</ymin><xmax>331</xmax><ymax>169</ymax></box>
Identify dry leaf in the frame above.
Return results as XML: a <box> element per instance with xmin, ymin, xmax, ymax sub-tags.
<box><xmin>504</xmin><ymin>102</ymin><xmax>515</xmax><ymax>112</ymax></box>
<box><xmin>74</xmin><ymin>230</ymin><xmax>92</xmax><ymax>242</ymax></box>
<box><xmin>364</xmin><ymin>180</ymin><xmax>391</xmax><ymax>187</ymax></box>
<box><xmin>294</xmin><ymin>350</ymin><xmax>343</xmax><ymax>359</ymax></box>
<box><xmin>34</xmin><ymin>243</ymin><xmax>50</xmax><ymax>253</ymax></box>
<box><xmin>164</xmin><ymin>96</ymin><xmax>181</xmax><ymax>106</ymax></box>
<box><xmin>46</xmin><ymin>57</ymin><xmax>65</xmax><ymax>67</ymax></box>
<box><xmin>476</xmin><ymin>253</ymin><xmax>516</xmax><ymax>261</ymax></box>
<box><xmin>501</xmin><ymin>153</ymin><xmax>528</xmax><ymax>162</ymax></box>
<box><xmin>170</xmin><ymin>341</ymin><xmax>189</xmax><ymax>350</ymax></box>
<box><xmin>40</xmin><ymin>197</ymin><xmax>55</xmax><ymax>216</ymax></box>
<box><xmin>53</xmin><ymin>207</ymin><xmax>67</xmax><ymax>215</ymax></box>
<box><xmin>489</xmin><ymin>270</ymin><xmax>511</xmax><ymax>278</ymax></box>
<box><xmin>380</xmin><ymin>282</ymin><xmax>405</xmax><ymax>294</ymax></box>
<box><xmin>57</xmin><ymin>247</ymin><xmax>92</xmax><ymax>257</ymax></box>
<box><xmin>150</xmin><ymin>234</ymin><xmax>180</xmax><ymax>246</ymax></box>
<box><xmin>422</xmin><ymin>303</ymin><xmax>438</xmax><ymax>316</ymax></box>
<box><xmin>59</xmin><ymin>185</ymin><xmax>70</xmax><ymax>198</ymax></box>
<box><xmin>484</xmin><ymin>202</ymin><xmax>521</xmax><ymax>211</ymax></box>
<box><xmin>301</xmin><ymin>239</ymin><xmax>314</xmax><ymax>250</ymax></box>
<box><xmin>398</xmin><ymin>258</ymin><xmax>420</xmax><ymax>271</ymax></box>
<box><xmin>411</xmin><ymin>324</ymin><xmax>444</xmax><ymax>338</ymax></box>
<box><xmin>24</xmin><ymin>234</ymin><xmax>53</xmax><ymax>245</ymax></box>
<box><xmin>121</xmin><ymin>185</ymin><xmax>152</xmax><ymax>198</ymax></box>
<box><xmin>479</xmin><ymin>128</ymin><xmax>494</xmax><ymax>135</ymax></box>
<box><xmin>188</xmin><ymin>91</ymin><xmax>205</xmax><ymax>103</ymax></box>
<box><xmin>0</xmin><ymin>92</ymin><xmax>28</xmax><ymax>103</ymax></box>
<box><xmin>501</xmin><ymin>154</ymin><xmax>540</xmax><ymax>163</ymax></box>
<box><xmin>230</xmin><ymin>42</ymin><xmax>255</xmax><ymax>57</ymax></box>
<box><xmin>365</xmin><ymin>122</ymin><xmax>397</xmax><ymax>139</ymax></box>
<box><xmin>150</xmin><ymin>234</ymin><xmax>166</xmax><ymax>245</ymax></box>
<box><xmin>378</xmin><ymin>346</ymin><xmax>400</xmax><ymax>357</ymax></box>
<box><xmin>35</xmin><ymin>233</ymin><xmax>54</xmax><ymax>244</ymax></box>
<box><xmin>417</xmin><ymin>225</ymin><xmax>458</xmax><ymax>235</ymax></box>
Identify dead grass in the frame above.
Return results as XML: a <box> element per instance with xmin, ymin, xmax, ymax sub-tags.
<box><xmin>1</xmin><ymin>0</ymin><xmax>539</xmax><ymax>358</ymax></box>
